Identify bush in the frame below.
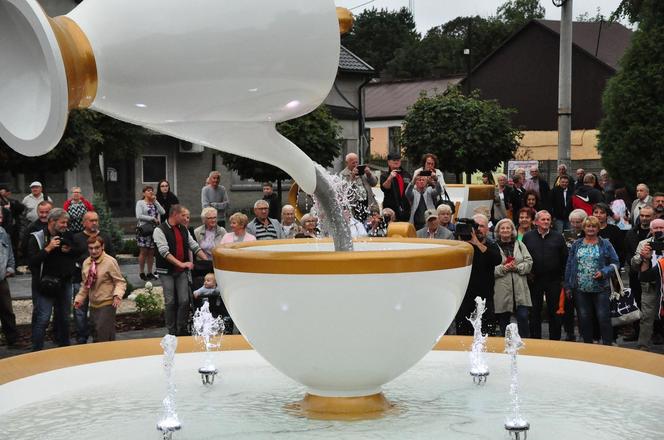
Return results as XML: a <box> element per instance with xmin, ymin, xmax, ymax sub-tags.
<box><xmin>92</xmin><ymin>193</ymin><xmax>124</xmax><ymax>252</ymax></box>
<box><xmin>134</xmin><ymin>284</ymin><xmax>162</xmax><ymax>318</ymax></box>
<box><xmin>121</xmin><ymin>239</ymin><xmax>139</xmax><ymax>256</ymax></box>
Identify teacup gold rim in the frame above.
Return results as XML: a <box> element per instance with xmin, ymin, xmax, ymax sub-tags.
<box><xmin>212</xmin><ymin>238</ymin><xmax>474</xmax><ymax>274</ymax></box>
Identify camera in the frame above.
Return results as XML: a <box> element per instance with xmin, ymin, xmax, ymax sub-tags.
<box><xmin>356</xmin><ymin>164</ymin><xmax>367</xmax><ymax>175</ymax></box>
<box><xmin>455</xmin><ymin>218</ymin><xmax>479</xmax><ymax>241</ymax></box>
<box><xmin>650</xmin><ymin>231</ymin><xmax>664</xmax><ymax>254</ymax></box>
<box><xmin>419</xmin><ymin>170</ymin><xmax>432</xmax><ymax>177</ymax></box>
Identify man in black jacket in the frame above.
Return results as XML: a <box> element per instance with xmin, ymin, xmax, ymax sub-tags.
<box><xmin>27</xmin><ymin>208</ymin><xmax>77</xmax><ymax>351</ymax></box>
<box><xmin>550</xmin><ymin>175</ymin><xmax>573</xmax><ymax>232</ymax></box>
<box><xmin>455</xmin><ymin>214</ymin><xmax>502</xmax><ymax>336</ymax></box>
<box><xmin>380</xmin><ymin>152</ymin><xmax>411</xmax><ymax>222</ymax></box>
<box><xmin>522</xmin><ymin>210</ymin><xmax>568</xmax><ymax>340</ymax></box>
<box><xmin>153</xmin><ymin>205</ymin><xmax>208</xmax><ymax>335</ymax></box>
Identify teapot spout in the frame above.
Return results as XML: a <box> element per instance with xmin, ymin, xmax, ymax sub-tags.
<box><xmin>147</xmin><ymin>121</ymin><xmax>318</xmax><ymax>194</ymax></box>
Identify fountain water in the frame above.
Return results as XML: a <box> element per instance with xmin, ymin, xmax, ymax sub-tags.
<box><xmin>468</xmin><ymin>296</ymin><xmax>489</xmax><ymax>384</ymax></box>
<box><xmin>504</xmin><ymin>323</ymin><xmax>530</xmax><ymax>439</ymax></box>
<box><xmin>192</xmin><ymin>301</ymin><xmax>225</xmax><ymax>385</ymax></box>
<box><xmin>156</xmin><ymin>335</ymin><xmax>181</xmax><ymax>439</ymax></box>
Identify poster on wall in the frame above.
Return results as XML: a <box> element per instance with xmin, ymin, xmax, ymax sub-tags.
<box><xmin>507</xmin><ymin>160</ymin><xmax>539</xmax><ymax>179</ymax></box>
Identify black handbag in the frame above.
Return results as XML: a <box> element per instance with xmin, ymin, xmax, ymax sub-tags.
<box><xmin>136</xmin><ymin>222</ymin><xmax>155</xmax><ymax>237</ymax></box>
<box><xmin>436</xmin><ymin>188</ymin><xmax>456</xmax><ymax>214</ymax></box>
<box><xmin>39</xmin><ymin>275</ymin><xmax>63</xmax><ymax>297</ymax></box>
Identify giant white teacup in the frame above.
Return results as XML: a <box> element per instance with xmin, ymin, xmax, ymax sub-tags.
<box><xmin>213</xmin><ymin>238</ymin><xmax>473</xmax><ymax>399</ymax></box>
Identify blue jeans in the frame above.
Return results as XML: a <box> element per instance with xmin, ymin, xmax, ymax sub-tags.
<box><xmin>32</xmin><ymin>282</ymin><xmax>72</xmax><ymax>351</ymax></box>
<box><xmin>72</xmin><ymin>282</ymin><xmax>89</xmax><ymax>344</ymax></box>
<box><xmin>161</xmin><ymin>271</ymin><xmax>191</xmax><ymax>336</ymax></box>
<box><xmin>498</xmin><ymin>306</ymin><xmax>530</xmax><ymax>338</ymax></box>
<box><xmin>575</xmin><ymin>290</ymin><xmax>612</xmax><ymax>345</ymax></box>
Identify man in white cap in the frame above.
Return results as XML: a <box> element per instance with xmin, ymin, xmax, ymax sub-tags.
<box><xmin>22</xmin><ymin>181</ymin><xmax>53</xmax><ymax>223</ymax></box>
<box><xmin>416</xmin><ymin>209</ymin><xmax>453</xmax><ymax>239</ymax></box>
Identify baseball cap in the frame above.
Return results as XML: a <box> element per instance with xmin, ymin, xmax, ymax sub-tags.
<box><xmin>29</xmin><ymin>181</ymin><xmax>42</xmax><ymax>188</ymax></box>
<box><xmin>425</xmin><ymin>209</ymin><xmax>438</xmax><ymax>221</ymax></box>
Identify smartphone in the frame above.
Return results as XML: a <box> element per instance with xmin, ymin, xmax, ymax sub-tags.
<box><xmin>356</xmin><ymin>164</ymin><xmax>367</xmax><ymax>174</ymax></box>
<box><xmin>505</xmin><ymin>256</ymin><xmax>515</xmax><ymax>265</ymax></box>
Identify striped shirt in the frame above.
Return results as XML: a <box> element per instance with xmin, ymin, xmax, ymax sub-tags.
<box><xmin>252</xmin><ymin>218</ymin><xmax>278</xmax><ymax>240</ymax></box>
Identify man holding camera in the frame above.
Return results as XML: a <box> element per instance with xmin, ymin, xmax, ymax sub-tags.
<box><xmin>27</xmin><ymin>208</ymin><xmax>77</xmax><ymax>351</ymax></box>
<box><xmin>454</xmin><ymin>214</ymin><xmax>502</xmax><ymax>335</ymax></box>
<box><xmin>632</xmin><ymin>218</ymin><xmax>664</xmax><ymax>351</ymax></box>
<box><xmin>339</xmin><ymin>153</ymin><xmax>378</xmax><ymax>223</ymax></box>
<box><xmin>380</xmin><ymin>152</ymin><xmax>411</xmax><ymax>222</ymax></box>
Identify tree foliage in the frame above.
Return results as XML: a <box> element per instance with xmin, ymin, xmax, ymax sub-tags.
<box><xmin>92</xmin><ymin>192</ymin><xmax>124</xmax><ymax>252</ymax></box>
<box><xmin>0</xmin><ymin>109</ymin><xmax>148</xmax><ymax>196</ymax></box>
<box><xmin>385</xmin><ymin>16</ymin><xmax>511</xmax><ymax>79</ymax></box>
<box><xmin>598</xmin><ymin>0</ymin><xmax>664</xmax><ymax>190</ymax></box>
<box><xmin>61</xmin><ymin>110</ymin><xmax>149</xmax><ymax>195</ymax></box>
<box><xmin>384</xmin><ymin>0</ymin><xmax>544</xmax><ymax>79</ymax></box>
<box><xmin>341</xmin><ymin>7</ymin><xmax>419</xmax><ymax>74</ymax></box>
<box><xmin>219</xmin><ymin>105</ymin><xmax>342</xmax><ymax>183</ymax></box>
<box><xmin>496</xmin><ymin>0</ymin><xmax>546</xmax><ymax>32</ymax></box>
<box><xmin>401</xmin><ymin>88</ymin><xmax>522</xmax><ymax>177</ymax></box>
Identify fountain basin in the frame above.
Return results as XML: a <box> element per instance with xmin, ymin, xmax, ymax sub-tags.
<box><xmin>1</xmin><ymin>336</ymin><xmax>663</xmax><ymax>439</ymax></box>
<box><xmin>212</xmin><ymin>238</ymin><xmax>472</xmax><ymax>398</ymax></box>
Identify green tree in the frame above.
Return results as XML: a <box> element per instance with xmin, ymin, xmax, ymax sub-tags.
<box><xmin>341</xmin><ymin>7</ymin><xmax>419</xmax><ymax>74</ymax></box>
<box><xmin>60</xmin><ymin>110</ymin><xmax>149</xmax><ymax>195</ymax></box>
<box><xmin>0</xmin><ymin>136</ymin><xmax>81</xmax><ymax>179</ymax></box>
<box><xmin>384</xmin><ymin>1</ymin><xmax>543</xmax><ymax>79</ymax></box>
<box><xmin>0</xmin><ymin>109</ymin><xmax>148</xmax><ymax>197</ymax></box>
<box><xmin>401</xmin><ymin>88</ymin><xmax>522</xmax><ymax>181</ymax></box>
<box><xmin>598</xmin><ymin>0</ymin><xmax>664</xmax><ymax>190</ymax></box>
<box><xmin>386</xmin><ymin>16</ymin><xmax>511</xmax><ymax>78</ymax></box>
<box><xmin>496</xmin><ymin>0</ymin><xmax>546</xmax><ymax>32</ymax></box>
<box><xmin>92</xmin><ymin>192</ymin><xmax>124</xmax><ymax>252</ymax></box>
<box><xmin>219</xmin><ymin>105</ymin><xmax>342</xmax><ymax>203</ymax></box>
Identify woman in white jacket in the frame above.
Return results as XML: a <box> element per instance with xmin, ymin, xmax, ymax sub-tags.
<box><xmin>493</xmin><ymin>218</ymin><xmax>533</xmax><ymax>337</ymax></box>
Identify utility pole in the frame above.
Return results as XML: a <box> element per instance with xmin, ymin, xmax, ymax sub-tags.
<box><xmin>555</xmin><ymin>0</ymin><xmax>573</xmax><ymax>170</ymax></box>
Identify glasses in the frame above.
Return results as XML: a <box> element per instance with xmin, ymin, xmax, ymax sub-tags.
<box><xmin>205</xmin><ymin>216</ymin><xmax>217</xmax><ymax>220</ymax></box>
<box><xmin>256</xmin><ymin>207</ymin><xmax>269</xmax><ymax>210</ymax></box>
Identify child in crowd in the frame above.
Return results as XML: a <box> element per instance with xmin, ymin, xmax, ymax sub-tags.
<box><xmin>193</xmin><ymin>273</ymin><xmax>220</xmax><ymax>301</ymax></box>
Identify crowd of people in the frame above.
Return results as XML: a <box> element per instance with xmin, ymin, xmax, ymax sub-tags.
<box><xmin>1</xmin><ymin>158</ymin><xmax>663</xmax><ymax>353</ymax></box>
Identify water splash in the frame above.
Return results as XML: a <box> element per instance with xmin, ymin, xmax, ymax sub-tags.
<box><xmin>157</xmin><ymin>334</ymin><xmax>181</xmax><ymax>439</ymax></box>
<box><xmin>504</xmin><ymin>323</ymin><xmax>530</xmax><ymax>439</ymax></box>
<box><xmin>467</xmin><ymin>296</ymin><xmax>489</xmax><ymax>384</ymax></box>
<box><xmin>312</xmin><ymin>165</ymin><xmax>353</xmax><ymax>251</ymax></box>
<box><xmin>192</xmin><ymin>301</ymin><xmax>225</xmax><ymax>385</ymax></box>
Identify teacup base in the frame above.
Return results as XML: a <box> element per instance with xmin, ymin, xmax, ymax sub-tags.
<box><xmin>285</xmin><ymin>392</ymin><xmax>394</xmax><ymax>421</ymax></box>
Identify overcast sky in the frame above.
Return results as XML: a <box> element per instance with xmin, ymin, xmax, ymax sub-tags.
<box><xmin>336</xmin><ymin>0</ymin><xmax>624</xmax><ymax>33</ymax></box>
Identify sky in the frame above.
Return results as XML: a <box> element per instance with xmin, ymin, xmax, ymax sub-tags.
<box><xmin>336</xmin><ymin>0</ymin><xmax>625</xmax><ymax>33</ymax></box>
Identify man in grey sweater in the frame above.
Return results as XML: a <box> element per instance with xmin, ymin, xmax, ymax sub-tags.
<box><xmin>201</xmin><ymin>171</ymin><xmax>230</xmax><ymax>227</ymax></box>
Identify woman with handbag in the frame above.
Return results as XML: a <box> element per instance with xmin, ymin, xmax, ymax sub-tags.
<box><xmin>564</xmin><ymin>216</ymin><xmax>619</xmax><ymax>345</ymax></box>
<box><xmin>493</xmin><ymin>218</ymin><xmax>533</xmax><ymax>337</ymax></box>
<box><xmin>135</xmin><ymin>185</ymin><xmax>165</xmax><ymax>281</ymax></box>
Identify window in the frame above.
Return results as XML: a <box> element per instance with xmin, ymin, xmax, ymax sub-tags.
<box><xmin>142</xmin><ymin>155</ymin><xmax>167</xmax><ymax>183</ymax></box>
<box><xmin>388</xmin><ymin>126</ymin><xmax>401</xmax><ymax>154</ymax></box>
